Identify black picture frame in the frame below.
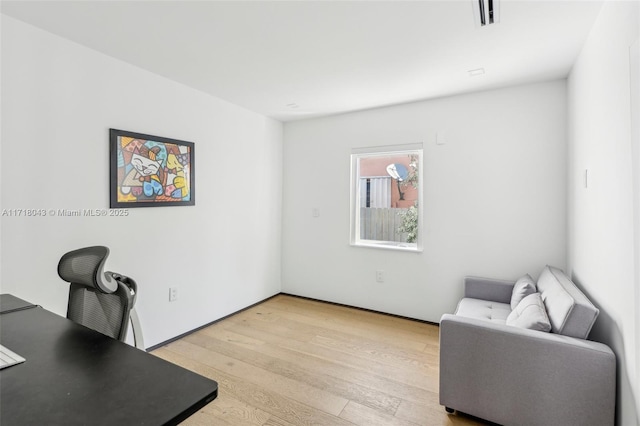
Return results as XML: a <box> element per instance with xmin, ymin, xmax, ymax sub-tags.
<box><xmin>110</xmin><ymin>128</ymin><xmax>195</xmax><ymax>208</ymax></box>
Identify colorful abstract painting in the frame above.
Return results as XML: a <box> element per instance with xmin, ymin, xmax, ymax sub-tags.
<box><xmin>110</xmin><ymin>129</ymin><xmax>195</xmax><ymax>207</ymax></box>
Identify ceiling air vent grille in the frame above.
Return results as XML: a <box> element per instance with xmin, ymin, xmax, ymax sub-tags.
<box><xmin>473</xmin><ymin>0</ymin><xmax>500</xmax><ymax>27</ymax></box>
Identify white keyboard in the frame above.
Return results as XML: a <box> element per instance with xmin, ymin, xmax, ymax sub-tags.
<box><xmin>0</xmin><ymin>344</ymin><xmax>26</xmax><ymax>369</ymax></box>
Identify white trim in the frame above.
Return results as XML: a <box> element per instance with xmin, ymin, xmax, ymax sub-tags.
<box><xmin>351</xmin><ymin>142</ymin><xmax>423</xmax><ymax>155</ymax></box>
<box><xmin>629</xmin><ymin>37</ymin><xmax>640</xmax><ymax>403</ymax></box>
<box><xmin>350</xmin><ymin>240</ymin><xmax>423</xmax><ymax>253</ymax></box>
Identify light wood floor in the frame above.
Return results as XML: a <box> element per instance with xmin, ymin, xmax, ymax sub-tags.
<box><xmin>152</xmin><ymin>294</ymin><xmax>489</xmax><ymax>426</ymax></box>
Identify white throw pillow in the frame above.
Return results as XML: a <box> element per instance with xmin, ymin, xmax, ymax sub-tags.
<box><xmin>511</xmin><ymin>274</ymin><xmax>537</xmax><ymax>310</ymax></box>
<box><xmin>506</xmin><ymin>292</ymin><xmax>552</xmax><ymax>332</ymax></box>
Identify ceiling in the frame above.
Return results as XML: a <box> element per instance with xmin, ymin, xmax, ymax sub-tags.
<box><xmin>1</xmin><ymin>1</ymin><xmax>604</xmax><ymax>122</ymax></box>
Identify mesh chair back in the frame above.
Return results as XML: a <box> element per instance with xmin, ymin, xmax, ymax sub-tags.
<box><xmin>58</xmin><ymin>246</ymin><xmax>117</xmax><ymax>293</ymax></box>
<box><xmin>58</xmin><ymin>246</ymin><xmax>134</xmax><ymax>342</ymax></box>
<box><xmin>67</xmin><ymin>283</ymin><xmax>131</xmax><ymax>341</ymax></box>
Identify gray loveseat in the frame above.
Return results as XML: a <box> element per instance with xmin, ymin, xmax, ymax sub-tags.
<box><xmin>439</xmin><ymin>265</ymin><xmax>615</xmax><ymax>426</ymax></box>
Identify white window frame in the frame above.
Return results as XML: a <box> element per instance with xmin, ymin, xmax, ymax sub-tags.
<box><xmin>350</xmin><ymin>144</ymin><xmax>423</xmax><ymax>252</ymax></box>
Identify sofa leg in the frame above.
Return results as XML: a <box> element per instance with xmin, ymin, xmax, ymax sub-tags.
<box><xmin>445</xmin><ymin>407</ymin><xmax>455</xmax><ymax>414</ymax></box>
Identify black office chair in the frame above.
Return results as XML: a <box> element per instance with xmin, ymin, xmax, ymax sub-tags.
<box><xmin>57</xmin><ymin>246</ymin><xmax>145</xmax><ymax>350</ymax></box>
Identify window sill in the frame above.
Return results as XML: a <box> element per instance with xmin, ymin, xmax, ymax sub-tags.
<box><xmin>351</xmin><ymin>240</ymin><xmax>422</xmax><ymax>253</ymax></box>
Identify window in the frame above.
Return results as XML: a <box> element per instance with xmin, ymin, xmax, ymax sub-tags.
<box><xmin>350</xmin><ymin>145</ymin><xmax>423</xmax><ymax>251</ymax></box>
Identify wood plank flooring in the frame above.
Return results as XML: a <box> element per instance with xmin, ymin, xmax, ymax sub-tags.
<box><xmin>152</xmin><ymin>294</ymin><xmax>489</xmax><ymax>426</ymax></box>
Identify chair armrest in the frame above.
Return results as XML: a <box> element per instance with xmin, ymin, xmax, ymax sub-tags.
<box><xmin>463</xmin><ymin>276</ymin><xmax>514</xmax><ymax>303</ymax></box>
<box><xmin>439</xmin><ymin>314</ymin><xmax>615</xmax><ymax>426</ymax></box>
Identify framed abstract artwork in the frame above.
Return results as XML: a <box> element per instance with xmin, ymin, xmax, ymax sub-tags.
<box><xmin>110</xmin><ymin>129</ymin><xmax>195</xmax><ymax>208</ymax></box>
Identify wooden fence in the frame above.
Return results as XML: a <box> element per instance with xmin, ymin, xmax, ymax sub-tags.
<box><xmin>360</xmin><ymin>207</ymin><xmax>409</xmax><ymax>242</ymax></box>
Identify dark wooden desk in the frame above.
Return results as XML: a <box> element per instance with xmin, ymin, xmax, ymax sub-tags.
<box><xmin>0</xmin><ymin>295</ymin><xmax>217</xmax><ymax>425</ymax></box>
<box><xmin>0</xmin><ymin>293</ymin><xmax>38</xmax><ymax>314</ymax></box>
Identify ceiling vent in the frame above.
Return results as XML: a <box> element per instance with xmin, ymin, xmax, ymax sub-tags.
<box><xmin>473</xmin><ymin>0</ymin><xmax>500</xmax><ymax>27</ymax></box>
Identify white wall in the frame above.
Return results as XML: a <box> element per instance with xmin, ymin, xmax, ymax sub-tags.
<box><xmin>282</xmin><ymin>80</ymin><xmax>567</xmax><ymax>322</ymax></box>
<box><xmin>0</xmin><ymin>16</ymin><xmax>283</xmax><ymax>348</ymax></box>
<box><xmin>567</xmin><ymin>2</ymin><xmax>640</xmax><ymax>424</ymax></box>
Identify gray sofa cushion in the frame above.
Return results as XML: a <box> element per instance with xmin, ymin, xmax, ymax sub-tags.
<box><xmin>510</xmin><ymin>274</ymin><xmax>536</xmax><ymax>310</ymax></box>
<box><xmin>537</xmin><ymin>265</ymin><xmax>599</xmax><ymax>339</ymax></box>
<box><xmin>506</xmin><ymin>292</ymin><xmax>551</xmax><ymax>332</ymax></box>
<box><xmin>455</xmin><ymin>298</ymin><xmax>511</xmax><ymax>324</ymax></box>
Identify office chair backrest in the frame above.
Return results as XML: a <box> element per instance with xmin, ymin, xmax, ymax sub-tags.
<box><xmin>58</xmin><ymin>246</ymin><xmax>138</xmax><ymax>343</ymax></box>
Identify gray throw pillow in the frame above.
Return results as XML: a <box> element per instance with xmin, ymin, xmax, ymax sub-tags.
<box><xmin>506</xmin><ymin>292</ymin><xmax>552</xmax><ymax>332</ymax></box>
<box><xmin>511</xmin><ymin>274</ymin><xmax>537</xmax><ymax>310</ymax></box>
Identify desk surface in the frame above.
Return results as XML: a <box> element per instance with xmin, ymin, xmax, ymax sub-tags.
<box><xmin>0</xmin><ymin>295</ymin><xmax>218</xmax><ymax>425</ymax></box>
<box><xmin>0</xmin><ymin>293</ymin><xmax>38</xmax><ymax>314</ymax></box>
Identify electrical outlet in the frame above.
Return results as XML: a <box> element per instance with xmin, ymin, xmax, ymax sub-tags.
<box><xmin>376</xmin><ymin>270</ymin><xmax>385</xmax><ymax>283</ymax></box>
<box><xmin>169</xmin><ymin>287</ymin><xmax>178</xmax><ymax>302</ymax></box>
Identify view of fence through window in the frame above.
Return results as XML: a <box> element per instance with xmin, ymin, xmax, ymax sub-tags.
<box><xmin>351</xmin><ymin>149</ymin><xmax>421</xmax><ymax>250</ymax></box>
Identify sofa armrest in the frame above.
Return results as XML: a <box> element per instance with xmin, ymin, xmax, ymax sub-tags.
<box><xmin>439</xmin><ymin>314</ymin><xmax>615</xmax><ymax>426</ymax></box>
<box><xmin>463</xmin><ymin>276</ymin><xmax>514</xmax><ymax>303</ymax></box>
